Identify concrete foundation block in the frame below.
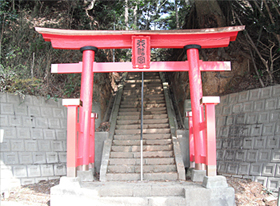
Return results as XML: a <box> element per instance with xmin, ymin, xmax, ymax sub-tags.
<box><xmin>254</xmin><ymin>100</ymin><xmax>265</xmax><ymax>111</ymax></box>
<box><xmin>19</xmin><ymin>152</ymin><xmax>33</xmax><ymax>164</ymax></box>
<box><xmin>185</xmin><ymin>186</ymin><xmax>235</xmax><ymax>206</ymax></box>
<box><xmin>202</xmin><ymin>175</ymin><xmax>228</xmax><ymax>188</ymax></box>
<box><xmin>25</xmin><ymin>140</ymin><xmax>38</xmax><ymax>151</ymax></box>
<box><xmin>263</xmin><ymin>124</ymin><xmax>275</xmax><ymax>136</ymax></box>
<box><xmin>251</xmin><ymin>125</ymin><xmax>263</xmax><ymax>136</ymax></box>
<box><xmin>1</xmin><ymin>103</ymin><xmax>14</xmax><ymax>114</ymax></box>
<box><xmin>43</xmin><ymin>129</ymin><xmax>56</xmax><ymax>140</ymax></box>
<box><xmin>259</xmin><ymin>150</ymin><xmax>271</xmax><ymax>162</ymax></box>
<box><xmin>0</xmin><ymin>115</ymin><xmax>9</xmax><ymax>126</ymax></box>
<box><xmin>28</xmin><ymin>106</ymin><xmax>41</xmax><ymax>116</ymax></box>
<box><xmin>9</xmin><ymin>116</ymin><xmax>22</xmax><ymax>126</ymax></box>
<box><xmin>238</xmin><ymin>163</ymin><xmax>250</xmax><ymax>175</ymax></box>
<box><xmin>27</xmin><ymin>165</ymin><xmax>41</xmax><ymax>177</ymax></box>
<box><xmin>41</xmin><ymin>165</ymin><xmax>54</xmax><ymax>176</ymax></box>
<box><xmin>250</xmin><ymin>163</ymin><xmax>263</xmax><ymax>175</ymax></box>
<box><xmin>36</xmin><ymin>117</ymin><xmax>48</xmax><ymax>128</ymax></box>
<box><xmin>262</xmin><ymin>163</ymin><xmax>276</xmax><ymax>177</ymax></box>
<box><xmin>21</xmin><ymin>178</ymin><xmax>35</xmax><ymax>185</ymax></box>
<box><xmin>53</xmin><ymin>108</ymin><xmax>66</xmax><ymax>118</ymax></box>
<box><xmin>191</xmin><ymin>170</ymin><xmax>206</xmax><ymax>182</ymax></box>
<box><xmin>238</xmin><ymin>91</ymin><xmax>249</xmax><ymax>102</ymax></box>
<box><xmin>31</xmin><ymin>129</ymin><xmax>44</xmax><ymax>139</ymax></box>
<box><xmin>235</xmin><ymin>150</ymin><xmax>247</xmax><ymax>161</ymax></box>
<box><xmin>41</xmin><ymin>107</ymin><xmax>53</xmax><ymax>117</ymax></box>
<box><xmin>59</xmin><ymin>176</ymin><xmax>81</xmax><ymax>188</ymax></box>
<box><xmin>266</xmin><ymin>177</ymin><xmax>280</xmax><ymax>191</ymax></box>
<box><xmin>77</xmin><ymin>170</ymin><xmax>95</xmax><ymax>182</ymax></box>
<box><xmin>272</xmin><ymin>85</ymin><xmax>280</xmax><ymax>96</ymax></box>
<box><xmin>0</xmin><ymin>92</ymin><xmax>7</xmax><ymax>102</ymax></box>
<box><xmin>54</xmin><ymin>164</ymin><xmax>66</xmax><ymax>176</ymax></box>
<box><xmin>13</xmin><ymin>165</ymin><xmax>27</xmax><ymax>177</ymax></box>
<box><xmin>243</xmin><ymin>102</ymin><xmax>253</xmax><ymax>112</ymax></box>
<box><xmin>46</xmin><ymin>152</ymin><xmax>58</xmax><ymax>163</ymax></box>
<box><xmin>266</xmin><ymin>136</ymin><xmax>279</xmax><ymax>149</ymax></box>
<box><xmin>265</xmin><ymin>98</ymin><xmax>277</xmax><ymax>110</ymax></box>
<box><xmin>227</xmin><ymin>163</ymin><xmax>238</xmax><ymax>174</ymax></box>
<box><xmin>260</xmin><ymin>87</ymin><xmax>272</xmax><ymax>99</ymax></box>
<box><xmin>255</xmin><ymin>176</ymin><xmax>268</xmax><ymax>187</ymax></box>
<box><xmin>0</xmin><ymin>140</ymin><xmax>10</xmax><ymax>152</ymax></box>
<box><xmin>232</xmin><ymin>103</ymin><xmax>243</xmax><ymax>114</ymax></box>
<box><xmin>246</xmin><ymin>150</ymin><xmax>258</xmax><ymax>162</ymax></box>
<box><xmin>52</xmin><ymin>141</ymin><xmax>63</xmax><ymax>151</ymax></box>
<box><xmin>4</xmin><ymin>152</ymin><xmax>19</xmax><ymax>164</ymax></box>
<box><xmin>271</xmin><ymin>151</ymin><xmax>280</xmax><ymax>162</ymax></box>
<box><xmin>48</xmin><ymin>118</ymin><xmax>61</xmax><ymax>129</ymax></box>
<box><xmin>56</xmin><ymin>130</ymin><xmax>66</xmax><ymax>140</ymax></box>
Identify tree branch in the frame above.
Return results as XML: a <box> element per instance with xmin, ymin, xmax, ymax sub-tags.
<box><xmin>249</xmin><ymin>49</ymin><xmax>265</xmax><ymax>87</ymax></box>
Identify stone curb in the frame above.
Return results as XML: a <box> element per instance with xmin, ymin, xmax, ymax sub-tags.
<box><xmin>160</xmin><ymin>72</ymin><xmax>186</xmax><ymax>181</ymax></box>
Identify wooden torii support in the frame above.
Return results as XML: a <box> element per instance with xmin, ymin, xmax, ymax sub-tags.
<box><xmin>36</xmin><ymin>26</ymin><xmax>244</xmax><ymax>178</ymax></box>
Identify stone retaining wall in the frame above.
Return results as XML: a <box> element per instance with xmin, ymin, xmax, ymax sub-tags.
<box><xmin>0</xmin><ymin>93</ymin><xmax>68</xmax><ymax>186</ymax></box>
<box><xmin>0</xmin><ymin>92</ymin><xmax>102</xmax><ymax>187</ymax></box>
<box><xmin>216</xmin><ymin>85</ymin><xmax>280</xmax><ymax>192</ymax></box>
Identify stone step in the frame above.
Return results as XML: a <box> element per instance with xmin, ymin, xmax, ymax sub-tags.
<box><xmin>122</xmin><ymin>91</ymin><xmax>164</xmax><ymax>95</ymax></box>
<box><xmin>116</xmin><ymin>118</ymin><xmax>169</xmax><ymax>125</ymax></box>
<box><xmin>98</xmin><ymin>182</ymin><xmax>184</xmax><ymax>197</ymax></box>
<box><xmin>114</xmin><ymin>128</ymin><xmax>170</xmax><ymax>135</ymax></box>
<box><xmin>125</xmin><ymin>79</ymin><xmax>161</xmax><ymax>83</ymax></box>
<box><xmin>110</xmin><ymin>151</ymin><xmax>173</xmax><ymax>158</ymax></box>
<box><xmin>112</xmin><ymin>139</ymin><xmax>172</xmax><ymax>146</ymax></box>
<box><xmin>120</xmin><ymin>100</ymin><xmax>166</xmax><ymax>106</ymax></box>
<box><xmin>117</xmin><ymin>114</ymin><xmax>168</xmax><ymax>120</ymax></box>
<box><xmin>120</xmin><ymin>104</ymin><xmax>166</xmax><ymax>108</ymax></box>
<box><xmin>109</xmin><ymin>157</ymin><xmax>175</xmax><ymax>165</ymax></box>
<box><xmin>106</xmin><ymin>172</ymin><xmax>178</xmax><ymax>181</ymax></box>
<box><xmin>113</xmin><ymin>134</ymin><xmax>171</xmax><ymax>140</ymax></box>
<box><xmin>121</xmin><ymin>95</ymin><xmax>164</xmax><ymax>100</ymax></box>
<box><xmin>115</xmin><ymin>123</ymin><xmax>169</xmax><ymax>130</ymax></box>
<box><xmin>122</xmin><ymin>96</ymin><xmax>165</xmax><ymax>101</ymax></box>
<box><xmin>118</xmin><ymin>110</ymin><xmax>166</xmax><ymax>116</ymax></box>
<box><xmin>111</xmin><ymin>144</ymin><xmax>172</xmax><ymax>152</ymax></box>
<box><xmin>107</xmin><ymin>165</ymin><xmax>176</xmax><ymax>173</ymax></box>
<box><xmin>124</xmin><ymin>85</ymin><xmax>162</xmax><ymax>89</ymax></box>
<box><xmin>119</xmin><ymin>107</ymin><xmax>166</xmax><ymax>112</ymax></box>
<box><xmin>123</xmin><ymin>87</ymin><xmax>163</xmax><ymax>91</ymax></box>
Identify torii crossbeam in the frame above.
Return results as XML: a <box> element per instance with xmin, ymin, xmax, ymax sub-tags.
<box><xmin>36</xmin><ymin>26</ymin><xmax>244</xmax><ymax>179</ymax></box>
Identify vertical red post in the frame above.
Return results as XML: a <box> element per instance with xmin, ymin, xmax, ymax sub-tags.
<box><xmin>201</xmin><ymin>96</ymin><xmax>220</xmax><ymax>176</ymax></box>
<box><xmin>186</xmin><ymin>111</ymin><xmax>195</xmax><ymax>168</ymax></box>
<box><xmin>89</xmin><ymin>113</ymin><xmax>98</xmax><ymax>169</ymax></box>
<box><xmin>63</xmin><ymin>99</ymin><xmax>82</xmax><ymax>177</ymax></box>
<box><xmin>78</xmin><ymin>46</ymin><xmax>98</xmax><ymax>171</ymax></box>
<box><xmin>184</xmin><ymin>44</ymin><xmax>205</xmax><ymax>170</ymax></box>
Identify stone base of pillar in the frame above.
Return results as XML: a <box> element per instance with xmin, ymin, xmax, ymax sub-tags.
<box><xmin>191</xmin><ymin>169</ymin><xmax>206</xmax><ymax>182</ymax></box>
<box><xmin>202</xmin><ymin>175</ymin><xmax>228</xmax><ymax>189</ymax></box>
<box><xmin>77</xmin><ymin>170</ymin><xmax>95</xmax><ymax>182</ymax></box>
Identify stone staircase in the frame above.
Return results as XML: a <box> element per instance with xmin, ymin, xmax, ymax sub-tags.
<box><xmin>106</xmin><ymin>72</ymin><xmax>178</xmax><ymax>181</ymax></box>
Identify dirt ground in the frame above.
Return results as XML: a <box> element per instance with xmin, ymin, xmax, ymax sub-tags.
<box><xmin>1</xmin><ymin>177</ymin><xmax>278</xmax><ymax>206</ymax></box>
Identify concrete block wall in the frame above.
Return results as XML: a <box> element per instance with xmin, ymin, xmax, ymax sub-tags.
<box><xmin>216</xmin><ymin>85</ymin><xmax>280</xmax><ymax>192</ymax></box>
<box><xmin>0</xmin><ymin>92</ymin><xmax>68</xmax><ymax>186</ymax></box>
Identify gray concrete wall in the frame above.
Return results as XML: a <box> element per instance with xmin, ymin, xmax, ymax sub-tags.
<box><xmin>0</xmin><ymin>92</ymin><xmax>103</xmax><ymax>187</ymax></box>
<box><xmin>215</xmin><ymin>85</ymin><xmax>280</xmax><ymax>192</ymax></box>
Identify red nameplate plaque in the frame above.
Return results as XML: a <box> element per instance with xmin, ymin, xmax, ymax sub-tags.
<box><xmin>132</xmin><ymin>36</ymin><xmax>150</xmax><ymax>69</ymax></box>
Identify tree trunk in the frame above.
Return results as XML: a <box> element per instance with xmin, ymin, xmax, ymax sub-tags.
<box><xmin>194</xmin><ymin>0</ymin><xmax>226</xmax><ymax>28</ymax></box>
<box><xmin>125</xmin><ymin>0</ymin><xmax>129</xmax><ymax>30</ymax></box>
<box><xmin>175</xmin><ymin>0</ymin><xmax>179</xmax><ymax>29</ymax></box>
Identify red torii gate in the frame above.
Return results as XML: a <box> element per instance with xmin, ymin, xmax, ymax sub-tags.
<box><xmin>36</xmin><ymin>26</ymin><xmax>244</xmax><ymax>178</ymax></box>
